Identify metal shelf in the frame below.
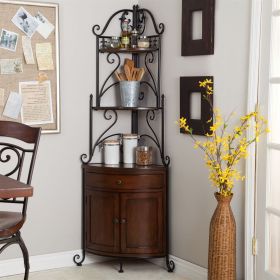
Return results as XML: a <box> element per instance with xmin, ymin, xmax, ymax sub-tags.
<box><xmin>99</xmin><ymin>47</ymin><xmax>159</xmax><ymax>54</ymax></box>
<box><xmin>92</xmin><ymin>106</ymin><xmax>163</xmax><ymax>111</ymax></box>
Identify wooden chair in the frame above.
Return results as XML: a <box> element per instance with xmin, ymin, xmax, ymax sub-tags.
<box><xmin>0</xmin><ymin>121</ymin><xmax>41</xmax><ymax>280</ymax></box>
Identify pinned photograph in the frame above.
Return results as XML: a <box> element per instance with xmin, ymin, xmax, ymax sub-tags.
<box><xmin>12</xmin><ymin>7</ymin><xmax>39</xmax><ymax>38</ymax></box>
<box><xmin>0</xmin><ymin>29</ymin><xmax>18</xmax><ymax>52</ymax></box>
<box><xmin>35</xmin><ymin>12</ymin><xmax>54</xmax><ymax>39</ymax></box>
<box><xmin>0</xmin><ymin>58</ymin><xmax>23</xmax><ymax>74</ymax></box>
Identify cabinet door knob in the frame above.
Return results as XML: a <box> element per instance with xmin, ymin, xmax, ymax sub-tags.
<box><xmin>121</xmin><ymin>218</ymin><xmax>127</xmax><ymax>224</ymax></box>
<box><xmin>112</xmin><ymin>218</ymin><xmax>119</xmax><ymax>224</ymax></box>
<box><xmin>116</xmin><ymin>179</ymin><xmax>122</xmax><ymax>185</ymax></box>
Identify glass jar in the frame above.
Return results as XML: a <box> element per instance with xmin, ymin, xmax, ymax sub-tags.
<box><xmin>122</xmin><ymin>134</ymin><xmax>138</xmax><ymax>164</ymax></box>
<box><xmin>136</xmin><ymin>146</ymin><xmax>153</xmax><ymax>165</ymax></box>
<box><xmin>110</xmin><ymin>36</ymin><xmax>121</xmax><ymax>48</ymax></box>
<box><xmin>137</xmin><ymin>36</ymin><xmax>150</xmax><ymax>48</ymax></box>
<box><xmin>103</xmin><ymin>139</ymin><xmax>120</xmax><ymax>165</ymax></box>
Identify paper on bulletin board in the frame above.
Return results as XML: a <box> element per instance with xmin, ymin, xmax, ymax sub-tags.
<box><xmin>0</xmin><ymin>58</ymin><xmax>23</xmax><ymax>74</ymax></box>
<box><xmin>35</xmin><ymin>11</ymin><xmax>54</xmax><ymax>39</ymax></box>
<box><xmin>35</xmin><ymin>42</ymin><xmax>54</xmax><ymax>70</ymax></box>
<box><xmin>11</xmin><ymin>6</ymin><xmax>39</xmax><ymax>38</ymax></box>
<box><xmin>0</xmin><ymin>89</ymin><xmax>5</xmax><ymax>106</ymax></box>
<box><xmin>22</xmin><ymin>36</ymin><xmax>35</xmax><ymax>64</ymax></box>
<box><xmin>20</xmin><ymin>80</ymin><xmax>53</xmax><ymax>125</ymax></box>
<box><xmin>3</xmin><ymin>91</ymin><xmax>22</xmax><ymax>119</ymax></box>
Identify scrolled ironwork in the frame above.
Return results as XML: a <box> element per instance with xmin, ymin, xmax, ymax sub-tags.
<box><xmin>92</xmin><ymin>9</ymin><xmax>133</xmax><ymax>36</ymax></box>
<box><xmin>137</xmin><ymin>9</ymin><xmax>146</xmax><ymax>35</ymax></box>
<box><xmin>139</xmin><ymin>91</ymin><xmax>145</xmax><ymax>100</ymax></box>
<box><xmin>96</xmin><ymin>133</ymin><xmax>122</xmax><ymax>147</ymax></box>
<box><xmin>80</xmin><ymin>153</ymin><xmax>89</xmax><ymax>163</ymax></box>
<box><xmin>92</xmin><ymin>24</ymin><xmax>101</xmax><ymax>36</ymax></box>
<box><xmin>73</xmin><ymin>252</ymin><xmax>85</xmax><ymax>266</ymax></box>
<box><xmin>145</xmin><ymin>52</ymin><xmax>158</xmax><ymax>98</ymax></box>
<box><xmin>146</xmin><ymin>51</ymin><xmax>155</xmax><ymax>64</ymax></box>
<box><xmin>101</xmin><ymin>82</ymin><xmax>120</xmax><ymax>98</ymax></box>
<box><xmin>145</xmin><ymin>110</ymin><xmax>159</xmax><ymax>146</ymax></box>
<box><xmin>81</xmin><ymin>110</ymin><xmax>118</xmax><ymax>164</ymax></box>
<box><xmin>139</xmin><ymin>110</ymin><xmax>171</xmax><ymax>166</ymax></box>
<box><xmin>164</xmin><ymin>155</ymin><xmax>171</xmax><ymax>167</ymax></box>
<box><xmin>0</xmin><ymin>145</ymin><xmax>24</xmax><ymax>177</ymax></box>
<box><xmin>140</xmin><ymin>9</ymin><xmax>165</xmax><ymax>35</ymax></box>
<box><xmin>140</xmin><ymin>109</ymin><xmax>161</xmax><ymax>153</ymax></box>
<box><xmin>166</xmin><ymin>258</ymin><xmax>175</xmax><ymax>272</ymax></box>
<box><xmin>140</xmin><ymin>81</ymin><xmax>157</xmax><ymax>97</ymax></box>
<box><xmin>100</xmin><ymin>53</ymin><xmax>121</xmax><ymax>98</ymax></box>
<box><xmin>140</xmin><ymin>134</ymin><xmax>161</xmax><ymax>150</ymax></box>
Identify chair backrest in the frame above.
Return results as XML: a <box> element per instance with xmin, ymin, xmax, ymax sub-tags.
<box><xmin>0</xmin><ymin>121</ymin><xmax>41</xmax><ymax>215</ymax></box>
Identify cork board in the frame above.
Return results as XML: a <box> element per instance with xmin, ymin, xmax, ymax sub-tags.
<box><xmin>0</xmin><ymin>0</ymin><xmax>59</xmax><ymax>133</ymax></box>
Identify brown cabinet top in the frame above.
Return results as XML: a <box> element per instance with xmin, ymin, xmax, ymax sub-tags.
<box><xmin>83</xmin><ymin>163</ymin><xmax>167</xmax><ymax>175</ymax></box>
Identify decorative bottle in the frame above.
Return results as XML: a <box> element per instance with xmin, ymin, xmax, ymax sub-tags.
<box><xmin>121</xmin><ymin>19</ymin><xmax>130</xmax><ymax>48</ymax></box>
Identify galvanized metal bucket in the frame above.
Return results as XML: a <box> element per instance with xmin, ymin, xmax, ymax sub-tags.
<box><xmin>119</xmin><ymin>81</ymin><xmax>140</xmax><ymax>107</ymax></box>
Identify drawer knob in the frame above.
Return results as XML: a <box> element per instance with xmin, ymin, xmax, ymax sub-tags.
<box><xmin>116</xmin><ymin>179</ymin><xmax>122</xmax><ymax>185</ymax></box>
<box><xmin>112</xmin><ymin>218</ymin><xmax>119</xmax><ymax>224</ymax></box>
<box><xmin>121</xmin><ymin>218</ymin><xmax>127</xmax><ymax>224</ymax></box>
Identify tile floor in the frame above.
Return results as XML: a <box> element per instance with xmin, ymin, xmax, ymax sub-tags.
<box><xmin>2</xmin><ymin>261</ymin><xmax>189</xmax><ymax>280</ymax></box>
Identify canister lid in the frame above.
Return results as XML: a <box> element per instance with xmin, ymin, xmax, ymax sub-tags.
<box><xmin>136</xmin><ymin>146</ymin><xmax>152</xmax><ymax>152</ymax></box>
<box><xmin>103</xmin><ymin>139</ymin><xmax>120</xmax><ymax>146</ymax></box>
<box><xmin>123</xmin><ymin>133</ymin><xmax>138</xmax><ymax>139</ymax></box>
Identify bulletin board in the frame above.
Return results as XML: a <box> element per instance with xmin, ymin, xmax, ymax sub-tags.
<box><xmin>0</xmin><ymin>0</ymin><xmax>60</xmax><ymax>133</ymax></box>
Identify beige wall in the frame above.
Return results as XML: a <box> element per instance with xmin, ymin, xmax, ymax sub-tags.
<box><xmin>138</xmin><ymin>0</ymin><xmax>251</xmax><ymax>279</ymax></box>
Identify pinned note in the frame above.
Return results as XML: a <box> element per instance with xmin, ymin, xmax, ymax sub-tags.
<box><xmin>3</xmin><ymin>92</ymin><xmax>22</xmax><ymax>119</ymax></box>
<box><xmin>22</xmin><ymin>36</ymin><xmax>35</xmax><ymax>64</ymax></box>
<box><xmin>36</xmin><ymin>42</ymin><xmax>54</xmax><ymax>70</ymax></box>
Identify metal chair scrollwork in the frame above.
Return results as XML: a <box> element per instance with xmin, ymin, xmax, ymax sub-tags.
<box><xmin>0</xmin><ymin>121</ymin><xmax>41</xmax><ymax>280</ymax></box>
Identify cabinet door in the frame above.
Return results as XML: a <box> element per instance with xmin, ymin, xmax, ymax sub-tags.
<box><xmin>85</xmin><ymin>190</ymin><xmax>119</xmax><ymax>253</ymax></box>
<box><xmin>120</xmin><ymin>192</ymin><xmax>164</xmax><ymax>254</ymax></box>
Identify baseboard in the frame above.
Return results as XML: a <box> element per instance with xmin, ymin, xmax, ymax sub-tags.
<box><xmin>149</xmin><ymin>255</ymin><xmax>207</xmax><ymax>280</ymax></box>
<box><xmin>0</xmin><ymin>250</ymin><xmax>207</xmax><ymax>279</ymax></box>
<box><xmin>0</xmin><ymin>250</ymin><xmax>107</xmax><ymax>278</ymax></box>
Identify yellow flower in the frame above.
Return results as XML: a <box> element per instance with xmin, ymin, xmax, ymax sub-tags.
<box><xmin>179</xmin><ymin>117</ymin><xmax>187</xmax><ymax>128</ymax></box>
<box><xmin>176</xmin><ymin>79</ymin><xmax>269</xmax><ymax>197</ymax></box>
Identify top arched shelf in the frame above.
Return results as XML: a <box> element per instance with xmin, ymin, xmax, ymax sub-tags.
<box><xmin>92</xmin><ymin>5</ymin><xmax>165</xmax><ymax>37</ymax></box>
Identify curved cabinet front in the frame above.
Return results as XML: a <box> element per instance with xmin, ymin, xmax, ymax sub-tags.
<box><xmin>83</xmin><ymin>164</ymin><xmax>167</xmax><ymax>258</ymax></box>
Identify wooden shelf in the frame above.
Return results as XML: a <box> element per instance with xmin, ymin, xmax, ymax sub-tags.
<box><xmin>99</xmin><ymin>47</ymin><xmax>159</xmax><ymax>54</ymax></box>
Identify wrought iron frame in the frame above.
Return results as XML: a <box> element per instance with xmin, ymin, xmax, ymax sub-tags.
<box><xmin>74</xmin><ymin>4</ymin><xmax>174</xmax><ymax>273</ymax></box>
<box><xmin>0</xmin><ymin>124</ymin><xmax>41</xmax><ymax>280</ymax></box>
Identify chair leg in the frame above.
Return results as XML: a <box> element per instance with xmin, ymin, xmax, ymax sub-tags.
<box><xmin>17</xmin><ymin>232</ymin><xmax>30</xmax><ymax>280</ymax></box>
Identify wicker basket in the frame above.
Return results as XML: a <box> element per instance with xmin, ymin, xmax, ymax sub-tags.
<box><xmin>208</xmin><ymin>193</ymin><xmax>236</xmax><ymax>280</ymax></box>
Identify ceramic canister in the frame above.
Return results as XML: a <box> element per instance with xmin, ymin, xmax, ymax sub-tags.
<box><xmin>103</xmin><ymin>139</ymin><xmax>120</xmax><ymax>165</ymax></box>
<box><xmin>122</xmin><ymin>134</ymin><xmax>138</xmax><ymax>164</ymax></box>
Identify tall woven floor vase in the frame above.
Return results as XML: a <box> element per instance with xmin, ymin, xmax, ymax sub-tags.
<box><xmin>208</xmin><ymin>193</ymin><xmax>236</xmax><ymax>280</ymax></box>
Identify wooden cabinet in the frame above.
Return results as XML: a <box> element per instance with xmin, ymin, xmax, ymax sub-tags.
<box><xmin>85</xmin><ymin>190</ymin><xmax>119</xmax><ymax>254</ymax></box>
<box><xmin>83</xmin><ymin>164</ymin><xmax>166</xmax><ymax>258</ymax></box>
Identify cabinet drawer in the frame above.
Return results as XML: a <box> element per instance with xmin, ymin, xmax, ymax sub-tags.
<box><xmin>85</xmin><ymin>172</ymin><xmax>163</xmax><ymax>189</ymax></box>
